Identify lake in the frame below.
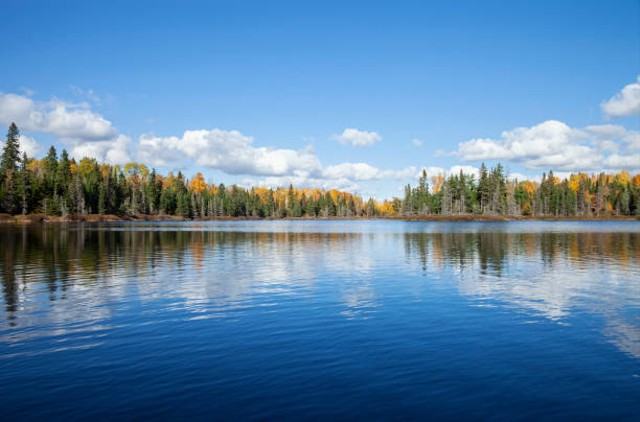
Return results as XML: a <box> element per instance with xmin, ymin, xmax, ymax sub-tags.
<box><xmin>1</xmin><ymin>220</ymin><xmax>639</xmax><ymax>420</ymax></box>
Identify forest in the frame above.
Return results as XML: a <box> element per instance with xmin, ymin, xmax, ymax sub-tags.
<box><xmin>1</xmin><ymin>123</ymin><xmax>639</xmax><ymax>219</ymax></box>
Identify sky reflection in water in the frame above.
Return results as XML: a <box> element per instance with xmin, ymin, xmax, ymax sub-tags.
<box><xmin>0</xmin><ymin>221</ymin><xmax>638</xmax><ymax>420</ymax></box>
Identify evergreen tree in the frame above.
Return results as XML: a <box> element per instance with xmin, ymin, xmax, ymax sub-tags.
<box><xmin>403</xmin><ymin>184</ymin><xmax>413</xmax><ymax>215</ymax></box>
<box><xmin>0</xmin><ymin>123</ymin><xmax>638</xmax><ymax>220</ymax></box>
<box><xmin>17</xmin><ymin>152</ymin><xmax>31</xmax><ymax>215</ymax></box>
<box><xmin>1</xmin><ymin>123</ymin><xmax>21</xmax><ymax>213</ymax></box>
<box><xmin>1</xmin><ymin>123</ymin><xmax>20</xmax><ymax>174</ymax></box>
<box><xmin>416</xmin><ymin>169</ymin><xmax>430</xmax><ymax>214</ymax></box>
<box><xmin>98</xmin><ymin>182</ymin><xmax>106</xmax><ymax>214</ymax></box>
<box><xmin>56</xmin><ymin>150</ymin><xmax>72</xmax><ymax>197</ymax></box>
<box><xmin>478</xmin><ymin>163</ymin><xmax>490</xmax><ymax>213</ymax></box>
<box><xmin>43</xmin><ymin>146</ymin><xmax>58</xmax><ymax>195</ymax></box>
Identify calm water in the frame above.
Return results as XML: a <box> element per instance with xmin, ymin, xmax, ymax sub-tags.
<box><xmin>1</xmin><ymin>220</ymin><xmax>639</xmax><ymax>420</ymax></box>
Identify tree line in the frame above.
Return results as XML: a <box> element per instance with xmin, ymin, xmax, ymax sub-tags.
<box><xmin>398</xmin><ymin>164</ymin><xmax>640</xmax><ymax>217</ymax></box>
<box><xmin>1</xmin><ymin>123</ymin><xmax>639</xmax><ymax>218</ymax></box>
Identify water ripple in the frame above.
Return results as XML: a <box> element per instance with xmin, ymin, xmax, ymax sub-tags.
<box><xmin>0</xmin><ymin>221</ymin><xmax>638</xmax><ymax>419</ymax></box>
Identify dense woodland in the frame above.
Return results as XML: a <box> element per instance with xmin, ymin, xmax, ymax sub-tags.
<box><xmin>1</xmin><ymin>123</ymin><xmax>639</xmax><ymax>219</ymax></box>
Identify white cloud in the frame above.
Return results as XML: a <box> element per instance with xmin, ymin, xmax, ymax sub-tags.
<box><xmin>418</xmin><ymin>165</ymin><xmax>480</xmax><ymax>179</ymax></box>
<box><xmin>331</xmin><ymin>128</ymin><xmax>382</xmax><ymax>147</ymax></box>
<box><xmin>0</xmin><ymin>92</ymin><xmax>420</xmax><ymax>191</ymax></box>
<box><xmin>509</xmin><ymin>172</ymin><xmax>533</xmax><ymax>182</ymax></box>
<box><xmin>604</xmin><ymin>154</ymin><xmax>640</xmax><ymax>168</ymax></box>
<box><xmin>71</xmin><ymin>135</ymin><xmax>132</xmax><ymax>164</ymax></box>
<box><xmin>410</xmin><ymin>138</ymin><xmax>422</xmax><ymax>148</ymax></box>
<box><xmin>1</xmin><ymin>134</ymin><xmax>45</xmax><ymax>159</ymax></box>
<box><xmin>623</xmin><ymin>131</ymin><xmax>640</xmax><ymax>151</ymax></box>
<box><xmin>416</xmin><ymin>165</ymin><xmax>535</xmax><ymax>183</ymax></box>
<box><xmin>139</xmin><ymin>128</ymin><xmax>422</xmax><ymax>193</ymax></box>
<box><xmin>323</xmin><ymin>163</ymin><xmax>416</xmax><ymax>181</ymax></box>
<box><xmin>0</xmin><ymin>93</ymin><xmax>116</xmax><ymax>140</ymax></box>
<box><xmin>601</xmin><ymin>76</ymin><xmax>640</xmax><ymax>117</ymax></box>
<box><xmin>242</xmin><ymin>175</ymin><xmax>360</xmax><ymax>192</ymax></box>
<box><xmin>139</xmin><ymin>129</ymin><xmax>323</xmax><ymax>177</ymax></box>
<box><xmin>236</xmin><ymin>160</ymin><xmax>427</xmax><ymax>198</ymax></box>
<box><xmin>455</xmin><ymin>120</ymin><xmax>639</xmax><ymax>172</ymax></box>
<box><xmin>19</xmin><ymin>134</ymin><xmax>44</xmax><ymax>158</ymax></box>
<box><xmin>457</xmin><ymin>120</ymin><xmax>583</xmax><ymax>162</ymax></box>
<box><xmin>0</xmin><ymin>92</ymin><xmax>130</xmax><ymax>163</ymax></box>
<box><xmin>70</xmin><ymin>85</ymin><xmax>101</xmax><ymax>105</ymax></box>
<box><xmin>19</xmin><ymin>87</ymin><xmax>35</xmax><ymax>97</ymax></box>
<box><xmin>585</xmin><ymin>124</ymin><xmax>626</xmax><ymax>152</ymax></box>
<box><xmin>585</xmin><ymin>124</ymin><xmax>627</xmax><ymax>138</ymax></box>
<box><xmin>448</xmin><ymin>165</ymin><xmax>481</xmax><ymax>179</ymax></box>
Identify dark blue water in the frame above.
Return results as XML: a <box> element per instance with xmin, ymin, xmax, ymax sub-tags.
<box><xmin>1</xmin><ymin>221</ymin><xmax>639</xmax><ymax>420</ymax></box>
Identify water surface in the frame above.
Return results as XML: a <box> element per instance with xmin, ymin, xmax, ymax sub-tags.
<box><xmin>1</xmin><ymin>221</ymin><xmax>639</xmax><ymax>420</ymax></box>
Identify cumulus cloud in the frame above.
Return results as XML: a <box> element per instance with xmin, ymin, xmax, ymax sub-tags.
<box><xmin>242</xmin><ymin>175</ymin><xmax>361</xmax><ymax>193</ymax></box>
<box><xmin>455</xmin><ymin>120</ymin><xmax>639</xmax><ymax>172</ymax></box>
<box><xmin>410</xmin><ymin>138</ymin><xmax>423</xmax><ymax>148</ymax></box>
<box><xmin>0</xmin><ymin>134</ymin><xmax>43</xmax><ymax>158</ymax></box>
<box><xmin>71</xmin><ymin>135</ymin><xmax>132</xmax><ymax>164</ymax></box>
<box><xmin>0</xmin><ymin>93</ymin><xmax>115</xmax><ymax>140</ymax></box>
<box><xmin>21</xmin><ymin>134</ymin><xmax>44</xmax><ymax>157</ymax></box>
<box><xmin>414</xmin><ymin>165</ymin><xmax>536</xmax><ymax>186</ymax></box>
<box><xmin>138</xmin><ymin>128</ymin><xmax>422</xmax><ymax>192</ymax></box>
<box><xmin>601</xmin><ymin>76</ymin><xmax>640</xmax><ymax>117</ymax></box>
<box><xmin>242</xmin><ymin>163</ymin><xmax>417</xmax><ymax>194</ymax></box>
<box><xmin>0</xmin><ymin>92</ymin><xmax>129</xmax><ymax>163</ymax></box>
<box><xmin>586</xmin><ymin>124</ymin><xmax>640</xmax><ymax>152</ymax></box>
<box><xmin>323</xmin><ymin>163</ymin><xmax>416</xmax><ymax>181</ymax></box>
<box><xmin>604</xmin><ymin>154</ymin><xmax>640</xmax><ymax>168</ymax></box>
<box><xmin>418</xmin><ymin>165</ymin><xmax>479</xmax><ymax>180</ymax></box>
<box><xmin>622</xmin><ymin>131</ymin><xmax>640</xmax><ymax>151</ymax></box>
<box><xmin>138</xmin><ymin>129</ymin><xmax>323</xmax><ymax>177</ymax></box>
<box><xmin>0</xmin><ymin>91</ymin><xmax>419</xmax><ymax>192</ymax></box>
<box><xmin>331</xmin><ymin>128</ymin><xmax>382</xmax><ymax>147</ymax></box>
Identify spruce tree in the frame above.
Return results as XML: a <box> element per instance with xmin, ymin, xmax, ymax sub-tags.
<box><xmin>43</xmin><ymin>146</ymin><xmax>58</xmax><ymax>195</ymax></box>
<box><xmin>1</xmin><ymin>123</ymin><xmax>20</xmax><ymax>174</ymax></box>
<box><xmin>17</xmin><ymin>152</ymin><xmax>31</xmax><ymax>215</ymax></box>
<box><xmin>478</xmin><ymin>162</ymin><xmax>489</xmax><ymax>213</ymax></box>
<box><xmin>1</xmin><ymin>123</ymin><xmax>21</xmax><ymax>213</ymax></box>
<box><xmin>56</xmin><ymin>150</ymin><xmax>71</xmax><ymax>196</ymax></box>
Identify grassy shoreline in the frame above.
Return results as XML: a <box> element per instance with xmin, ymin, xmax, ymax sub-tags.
<box><xmin>1</xmin><ymin>213</ymin><xmax>638</xmax><ymax>224</ymax></box>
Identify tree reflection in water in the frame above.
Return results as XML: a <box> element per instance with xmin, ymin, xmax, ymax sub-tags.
<box><xmin>2</xmin><ymin>223</ymin><xmax>639</xmax><ymax>357</ymax></box>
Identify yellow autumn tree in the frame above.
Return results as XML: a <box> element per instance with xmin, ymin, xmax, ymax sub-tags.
<box><xmin>189</xmin><ymin>172</ymin><xmax>207</xmax><ymax>194</ymax></box>
<box><xmin>431</xmin><ymin>174</ymin><xmax>445</xmax><ymax>194</ymax></box>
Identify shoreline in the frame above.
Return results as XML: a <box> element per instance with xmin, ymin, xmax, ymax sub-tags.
<box><xmin>1</xmin><ymin>213</ymin><xmax>638</xmax><ymax>224</ymax></box>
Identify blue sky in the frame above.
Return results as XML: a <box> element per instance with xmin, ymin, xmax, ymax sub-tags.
<box><xmin>1</xmin><ymin>0</ymin><xmax>639</xmax><ymax>198</ymax></box>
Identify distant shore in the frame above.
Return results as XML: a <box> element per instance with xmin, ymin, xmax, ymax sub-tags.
<box><xmin>1</xmin><ymin>213</ymin><xmax>638</xmax><ymax>224</ymax></box>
